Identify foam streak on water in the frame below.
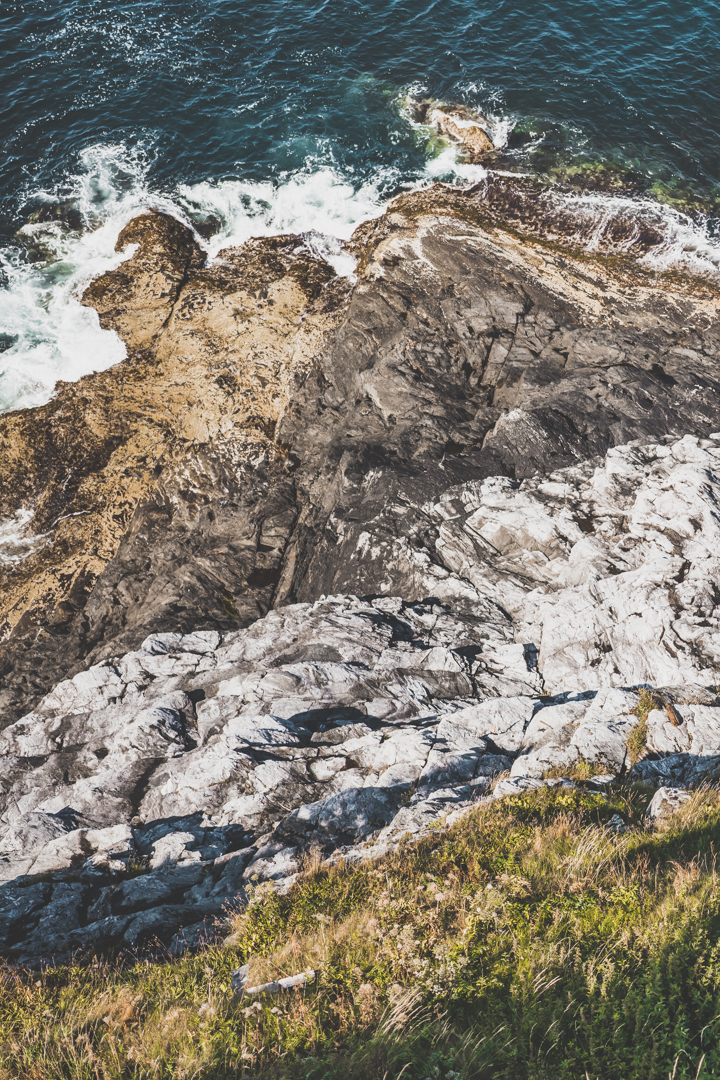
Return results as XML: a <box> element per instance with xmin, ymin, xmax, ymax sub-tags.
<box><xmin>556</xmin><ymin>192</ymin><xmax>720</xmax><ymax>278</ymax></box>
<box><xmin>0</xmin><ymin>510</ymin><xmax>49</xmax><ymax>568</ymax></box>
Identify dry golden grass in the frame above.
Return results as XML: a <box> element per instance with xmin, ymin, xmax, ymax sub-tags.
<box><xmin>243</xmin><ymin>907</ymin><xmax>378</xmax><ymax>989</ymax></box>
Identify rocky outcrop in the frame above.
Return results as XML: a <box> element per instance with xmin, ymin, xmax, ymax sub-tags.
<box><xmin>2</xmin><ymin>186</ymin><xmax>719</xmax><ymax>726</ymax></box>
<box><xmin>0</xmin><ymin>213</ymin><xmax>343</xmax><ymax>721</ymax></box>
<box><xmin>2</xmin><ymin>179</ymin><xmax>720</xmax><ymax>963</ymax></box>
<box><xmin>319</xmin><ymin>431</ymin><xmax>720</xmax><ymax>693</ymax></box>
<box><xmin>407</xmin><ymin>99</ymin><xmax>495</xmax><ymax>157</ymax></box>
<box><xmin>3</xmin><ymin>432</ymin><xmax>720</xmax><ymax>965</ymax></box>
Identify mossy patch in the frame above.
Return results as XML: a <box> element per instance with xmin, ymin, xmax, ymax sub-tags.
<box><xmin>543</xmin><ymin>757</ymin><xmax>612</xmax><ymax>781</ymax></box>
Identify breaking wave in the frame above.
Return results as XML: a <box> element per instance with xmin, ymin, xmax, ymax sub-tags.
<box><xmin>0</xmin><ymin>144</ymin><xmax>393</xmax><ymax>414</ymax></box>
<box><xmin>551</xmin><ymin>190</ymin><xmax>720</xmax><ymax>278</ymax></box>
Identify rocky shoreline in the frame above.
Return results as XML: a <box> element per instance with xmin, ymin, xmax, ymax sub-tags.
<box><xmin>1</xmin><ymin>181</ymin><xmax>720</xmax><ymax>965</ymax></box>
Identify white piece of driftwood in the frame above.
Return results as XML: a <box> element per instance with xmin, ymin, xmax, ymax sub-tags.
<box><xmin>231</xmin><ymin>965</ymin><xmax>315</xmax><ymax>997</ymax></box>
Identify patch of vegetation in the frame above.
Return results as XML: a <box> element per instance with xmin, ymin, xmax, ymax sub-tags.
<box><xmin>626</xmin><ymin>688</ymin><xmax>664</xmax><ymax>766</ymax></box>
<box><xmin>5</xmin><ymin>785</ymin><xmax>720</xmax><ymax>1079</ymax></box>
<box><xmin>543</xmin><ymin>756</ymin><xmax>611</xmax><ymax>781</ymax></box>
<box><xmin>626</xmin><ymin>713</ymin><xmax>649</xmax><ymax>765</ymax></box>
<box><xmin>634</xmin><ymin>688</ymin><xmax>664</xmax><ymax>722</ymax></box>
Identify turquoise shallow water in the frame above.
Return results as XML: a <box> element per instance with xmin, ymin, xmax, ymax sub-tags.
<box><xmin>1</xmin><ymin>0</ymin><xmax>719</xmax><ymax>410</ymax></box>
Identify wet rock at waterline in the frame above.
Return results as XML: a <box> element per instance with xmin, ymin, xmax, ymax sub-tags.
<box><xmin>407</xmin><ymin>98</ymin><xmax>496</xmax><ymax>157</ymax></box>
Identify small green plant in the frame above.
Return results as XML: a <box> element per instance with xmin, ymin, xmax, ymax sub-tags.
<box><xmin>626</xmin><ymin>687</ymin><xmax>663</xmax><ymax>765</ymax></box>
<box><xmin>122</xmin><ymin>855</ymin><xmax>151</xmax><ymax>879</ymax></box>
<box><xmin>626</xmin><ymin>713</ymin><xmax>649</xmax><ymax>765</ymax></box>
<box><xmin>543</xmin><ymin>757</ymin><xmax>610</xmax><ymax>781</ymax></box>
<box><xmin>634</xmin><ymin>687</ymin><xmax>664</xmax><ymax>721</ymax></box>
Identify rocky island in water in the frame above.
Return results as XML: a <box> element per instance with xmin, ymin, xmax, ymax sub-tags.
<box><xmin>1</xmin><ymin>118</ymin><xmax>720</xmax><ymax>1075</ymax></box>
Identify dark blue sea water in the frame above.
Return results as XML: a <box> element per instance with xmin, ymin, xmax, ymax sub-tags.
<box><xmin>1</xmin><ymin>0</ymin><xmax>719</xmax><ymax>411</ymax></box>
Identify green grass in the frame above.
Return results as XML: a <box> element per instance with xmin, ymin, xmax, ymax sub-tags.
<box><xmin>3</xmin><ymin>784</ymin><xmax>720</xmax><ymax>1079</ymax></box>
<box><xmin>542</xmin><ymin>757</ymin><xmax>611</xmax><ymax>781</ymax></box>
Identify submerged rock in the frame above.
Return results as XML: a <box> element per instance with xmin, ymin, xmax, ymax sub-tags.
<box><xmin>26</xmin><ymin>200</ymin><xmax>84</xmax><ymax>231</ymax></box>
<box><xmin>14</xmin><ymin>201</ymin><xmax>85</xmax><ymax>264</ymax></box>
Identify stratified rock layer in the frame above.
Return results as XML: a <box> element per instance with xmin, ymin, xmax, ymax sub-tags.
<box><xmin>0</xmin><ymin>214</ymin><xmax>343</xmax><ymax>720</ymax></box>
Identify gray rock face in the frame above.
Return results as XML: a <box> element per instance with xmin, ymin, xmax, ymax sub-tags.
<box><xmin>327</xmin><ymin>433</ymin><xmax>720</xmax><ymax>694</ymax></box>
<box><xmin>0</xmin><ymin>592</ymin><xmax>529</xmax><ymax>961</ymax></box>
<box><xmin>646</xmin><ymin>786</ymin><xmax>692</xmax><ymax>824</ymax></box>
<box><xmin>2</xmin><ymin>433</ymin><xmax>720</xmax><ymax>965</ymax></box>
<box><xmin>282</xmin><ymin>201</ymin><xmax>720</xmax><ymax>625</ymax></box>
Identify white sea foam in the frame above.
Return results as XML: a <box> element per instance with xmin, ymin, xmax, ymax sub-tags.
<box><xmin>0</xmin><ymin>144</ymin><xmax>161</xmax><ymax>414</ymax></box>
<box><xmin>423</xmin><ymin>145</ymin><xmax>488</xmax><ymax>184</ymax></box>
<box><xmin>2</xmin><ymin>138</ymin><xmax>720</xmax><ymax>417</ymax></box>
<box><xmin>549</xmin><ymin>190</ymin><xmax>720</xmax><ymax>278</ymax></box>
<box><xmin>0</xmin><ymin>147</ymin><xmax>390</xmax><ymax>414</ymax></box>
<box><xmin>176</xmin><ymin>167</ymin><xmax>388</xmax><ymax>273</ymax></box>
<box><xmin>487</xmin><ymin>114</ymin><xmax>514</xmax><ymax>150</ymax></box>
<box><xmin>0</xmin><ymin>235</ymin><xmax>132</xmax><ymax>414</ymax></box>
<box><xmin>0</xmin><ymin>509</ymin><xmax>49</xmax><ymax>568</ymax></box>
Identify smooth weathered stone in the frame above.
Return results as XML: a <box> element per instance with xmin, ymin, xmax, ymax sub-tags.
<box><xmin>0</xmin><ymin>810</ymin><xmax>78</xmax><ymax>858</ymax></box>
<box><xmin>436</xmin><ymin>697</ymin><xmax>535</xmax><ymax>754</ymax></box>
<box><xmin>632</xmin><ymin>752</ymin><xmax>720</xmax><ymax>787</ymax></box>
<box><xmin>646</xmin><ymin>786</ymin><xmax>693</xmax><ymax>824</ymax></box>
<box><xmin>30</xmin><ymin>824</ymin><xmax>134</xmax><ymax>876</ymax></box>
<box><xmin>21</xmin><ymin>883</ymin><xmax>87</xmax><ymax>953</ymax></box>
<box><xmin>124</xmin><ymin>904</ymin><xmax>199</xmax><ymax>946</ymax></box>
<box><xmin>149</xmin><ymin>832</ymin><xmax>202</xmax><ymax>869</ymax></box>
<box><xmin>0</xmin><ymin>881</ymin><xmax>51</xmax><ymax>948</ymax></box>
<box><xmin>493</xmin><ymin>777</ymin><xmax>547</xmax><ymax>799</ymax></box>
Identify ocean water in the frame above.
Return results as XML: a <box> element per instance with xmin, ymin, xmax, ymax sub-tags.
<box><xmin>1</xmin><ymin>0</ymin><xmax>719</xmax><ymax>412</ymax></box>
